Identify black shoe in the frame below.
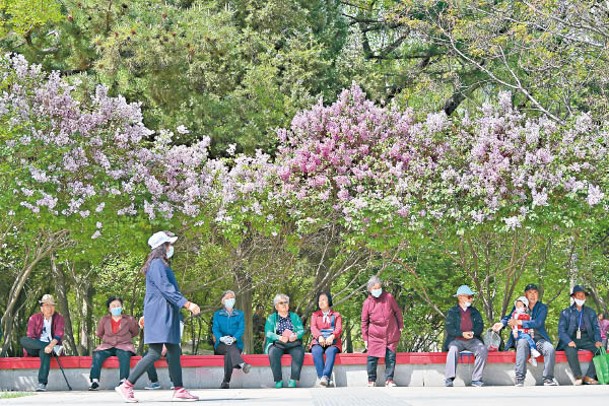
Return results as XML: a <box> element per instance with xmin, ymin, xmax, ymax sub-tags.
<box><xmin>89</xmin><ymin>381</ymin><xmax>100</xmax><ymax>391</ymax></box>
<box><xmin>242</xmin><ymin>363</ymin><xmax>252</xmax><ymax>374</ymax></box>
<box><xmin>220</xmin><ymin>381</ymin><xmax>230</xmax><ymax>389</ymax></box>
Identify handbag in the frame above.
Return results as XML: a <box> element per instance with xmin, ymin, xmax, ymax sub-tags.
<box><xmin>593</xmin><ymin>346</ymin><xmax>609</xmax><ymax>384</ymax></box>
<box><xmin>273</xmin><ymin>339</ymin><xmax>303</xmax><ymax>350</ymax></box>
<box><xmin>482</xmin><ymin>328</ymin><xmax>502</xmax><ymax>351</ymax></box>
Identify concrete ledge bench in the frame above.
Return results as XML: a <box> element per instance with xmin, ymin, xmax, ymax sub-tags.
<box><xmin>0</xmin><ymin>351</ymin><xmax>593</xmax><ymax>391</ymax></box>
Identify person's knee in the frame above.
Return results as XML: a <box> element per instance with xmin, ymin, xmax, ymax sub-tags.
<box><xmin>447</xmin><ymin>345</ymin><xmax>459</xmax><ymax>355</ymax></box>
<box><xmin>477</xmin><ymin>346</ymin><xmax>488</xmax><ymax>358</ymax></box>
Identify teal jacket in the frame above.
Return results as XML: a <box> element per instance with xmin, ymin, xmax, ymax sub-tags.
<box><xmin>264</xmin><ymin>311</ymin><xmax>305</xmax><ymax>354</ymax></box>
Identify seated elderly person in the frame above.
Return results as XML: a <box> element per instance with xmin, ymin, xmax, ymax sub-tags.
<box><xmin>443</xmin><ymin>285</ymin><xmax>488</xmax><ymax>387</ymax></box>
<box><xmin>264</xmin><ymin>294</ymin><xmax>305</xmax><ymax>388</ymax></box>
<box><xmin>310</xmin><ymin>291</ymin><xmax>342</xmax><ymax>387</ymax></box>
<box><xmin>558</xmin><ymin>285</ymin><xmax>602</xmax><ymax>385</ymax></box>
<box><xmin>20</xmin><ymin>294</ymin><xmax>65</xmax><ymax>392</ymax></box>
<box><xmin>212</xmin><ymin>290</ymin><xmax>252</xmax><ymax>389</ymax></box>
<box><xmin>88</xmin><ymin>296</ymin><xmax>139</xmax><ymax>390</ymax></box>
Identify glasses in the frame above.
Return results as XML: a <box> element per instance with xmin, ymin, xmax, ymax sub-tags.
<box><xmin>465</xmin><ymin>295</ymin><xmax>473</xmax><ymax>299</ymax></box>
<box><xmin>277</xmin><ymin>301</ymin><xmax>288</xmax><ymax>305</ymax></box>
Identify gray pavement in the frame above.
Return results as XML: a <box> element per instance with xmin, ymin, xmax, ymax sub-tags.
<box><xmin>1</xmin><ymin>386</ymin><xmax>608</xmax><ymax>406</ymax></box>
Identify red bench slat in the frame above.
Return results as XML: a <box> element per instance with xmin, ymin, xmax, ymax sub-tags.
<box><xmin>0</xmin><ymin>351</ymin><xmax>592</xmax><ymax>370</ymax></box>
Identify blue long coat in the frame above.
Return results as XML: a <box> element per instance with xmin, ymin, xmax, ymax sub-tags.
<box><xmin>143</xmin><ymin>258</ymin><xmax>187</xmax><ymax>344</ymax></box>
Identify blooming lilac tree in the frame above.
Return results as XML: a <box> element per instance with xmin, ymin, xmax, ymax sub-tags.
<box><xmin>0</xmin><ymin>54</ymin><xmax>222</xmax><ymax>353</ymax></box>
<box><xmin>275</xmin><ymin>84</ymin><xmax>609</xmax><ymax>321</ymax></box>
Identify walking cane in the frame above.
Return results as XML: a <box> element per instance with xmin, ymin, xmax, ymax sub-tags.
<box><xmin>53</xmin><ymin>350</ymin><xmax>72</xmax><ymax>390</ymax></box>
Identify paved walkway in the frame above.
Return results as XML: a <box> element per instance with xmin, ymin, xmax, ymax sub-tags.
<box><xmin>1</xmin><ymin>386</ymin><xmax>608</xmax><ymax>406</ymax></box>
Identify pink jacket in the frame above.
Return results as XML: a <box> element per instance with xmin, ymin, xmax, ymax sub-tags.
<box><xmin>94</xmin><ymin>314</ymin><xmax>139</xmax><ymax>353</ymax></box>
<box><xmin>361</xmin><ymin>292</ymin><xmax>404</xmax><ymax>357</ymax></box>
<box><xmin>310</xmin><ymin>309</ymin><xmax>343</xmax><ymax>352</ymax></box>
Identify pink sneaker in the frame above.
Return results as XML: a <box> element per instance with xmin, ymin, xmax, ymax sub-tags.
<box><xmin>115</xmin><ymin>382</ymin><xmax>138</xmax><ymax>403</ymax></box>
<box><xmin>172</xmin><ymin>387</ymin><xmax>199</xmax><ymax>402</ymax></box>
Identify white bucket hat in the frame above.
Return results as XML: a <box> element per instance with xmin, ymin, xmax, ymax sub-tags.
<box><xmin>148</xmin><ymin>231</ymin><xmax>178</xmax><ymax>250</ymax></box>
<box><xmin>514</xmin><ymin>296</ymin><xmax>529</xmax><ymax>308</ymax></box>
<box><xmin>39</xmin><ymin>294</ymin><xmax>56</xmax><ymax>306</ymax></box>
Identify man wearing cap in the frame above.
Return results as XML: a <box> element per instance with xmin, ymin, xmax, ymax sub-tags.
<box><xmin>20</xmin><ymin>294</ymin><xmax>65</xmax><ymax>392</ymax></box>
<box><xmin>558</xmin><ymin>285</ymin><xmax>602</xmax><ymax>385</ymax></box>
<box><xmin>443</xmin><ymin>285</ymin><xmax>488</xmax><ymax>387</ymax></box>
<box><xmin>492</xmin><ymin>283</ymin><xmax>557</xmax><ymax>386</ymax></box>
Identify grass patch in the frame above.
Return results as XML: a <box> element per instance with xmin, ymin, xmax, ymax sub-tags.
<box><xmin>0</xmin><ymin>391</ymin><xmax>31</xmax><ymax>399</ymax></box>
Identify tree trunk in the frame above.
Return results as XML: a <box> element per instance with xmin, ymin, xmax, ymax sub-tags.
<box><xmin>51</xmin><ymin>255</ymin><xmax>77</xmax><ymax>355</ymax></box>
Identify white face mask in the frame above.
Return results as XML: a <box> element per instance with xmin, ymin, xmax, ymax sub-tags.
<box><xmin>464</xmin><ymin>301</ymin><xmax>472</xmax><ymax>308</ymax></box>
<box><xmin>515</xmin><ymin>307</ymin><xmax>524</xmax><ymax>314</ymax></box>
<box><xmin>371</xmin><ymin>288</ymin><xmax>382</xmax><ymax>298</ymax></box>
<box><xmin>167</xmin><ymin>245</ymin><xmax>174</xmax><ymax>259</ymax></box>
<box><xmin>224</xmin><ymin>298</ymin><xmax>236</xmax><ymax>309</ymax></box>
<box><xmin>574</xmin><ymin>298</ymin><xmax>586</xmax><ymax>307</ymax></box>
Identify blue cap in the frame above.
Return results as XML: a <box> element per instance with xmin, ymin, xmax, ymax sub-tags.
<box><xmin>454</xmin><ymin>285</ymin><xmax>475</xmax><ymax>297</ymax></box>
<box><xmin>570</xmin><ymin>285</ymin><xmax>588</xmax><ymax>296</ymax></box>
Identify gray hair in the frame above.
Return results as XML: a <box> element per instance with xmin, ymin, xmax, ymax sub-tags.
<box><xmin>221</xmin><ymin>290</ymin><xmax>236</xmax><ymax>303</ymax></box>
<box><xmin>367</xmin><ymin>275</ymin><xmax>382</xmax><ymax>291</ymax></box>
<box><xmin>273</xmin><ymin>293</ymin><xmax>290</xmax><ymax>306</ymax></box>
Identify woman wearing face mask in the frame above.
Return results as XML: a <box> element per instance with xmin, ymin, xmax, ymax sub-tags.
<box><xmin>89</xmin><ymin>296</ymin><xmax>139</xmax><ymax>390</ymax></box>
<box><xmin>212</xmin><ymin>290</ymin><xmax>252</xmax><ymax>389</ymax></box>
<box><xmin>115</xmin><ymin>231</ymin><xmax>201</xmax><ymax>403</ymax></box>
<box><xmin>361</xmin><ymin>276</ymin><xmax>404</xmax><ymax>387</ymax></box>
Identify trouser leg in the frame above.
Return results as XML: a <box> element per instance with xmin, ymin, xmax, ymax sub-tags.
<box><xmin>514</xmin><ymin>339</ymin><xmax>530</xmax><ymax>380</ymax></box>
<box><xmin>268</xmin><ymin>345</ymin><xmax>284</xmax><ymax>382</ymax></box>
<box><xmin>564</xmin><ymin>345</ymin><xmax>583</xmax><ymax>377</ymax></box>
<box><xmin>323</xmin><ymin>346</ymin><xmax>339</xmax><ymax>378</ymax></box>
<box><xmin>467</xmin><ymin>339</ymin><xmax>488</xmax><ymax>382</ymax></box>
<box><xmin>20</xmin><ymin>337</ymin><xmax>51</xmax><ymax>384</ymax></box>
<box><xmin>90</xmin><ymin>349</ymin><xmax>113</xmax><ymax>381</ymax></box>
<box><xmin>444</xmin><ymin>341</ymin><xmax>463</xmax><ymax>380</ymax></box>
<box><xmin>128</xmin><ymin>343</ymin><xmax>162</xmax><ymax>384</ymax></box>
<box><xmin>144</xmin><ymin>350</ymin><xmax>159</xmax><ymax>382</ymax></box>
<box><xmin>311</xmin><ymin>345</ymin><xmax>324</xmax><ymax>378</ymax></box>
<box><xmin>384</xmin><ymin>348</ymin><xmax>396</xmax><ymax>381</ymax></box>
<box><xmin>164</xmin><ymin>343</ymin><xmax>183</xmax><ymax>387</ymax></box>
<box><xmin>537</xmin><ymin>340</ymin><xmax>555</xmax><ymax>380</ymax></box>
<box><xmin>574</xmin><ymin>339</ymin><xmax>600</xmax><ymax>378</ymax></box>
<box><xmin>367</xmin><ymin>356</ymin><xmax>379</xmax><ymax>382</ymax></box>
<box><xmin>116</xmin><ymin>349</ymin><xmax>133</xmax><ymax>381</ymax></box>
<box><xmin>288</xmin><ymin>345</ymin><xmax>304</xmax><ymax>381</ymax></box>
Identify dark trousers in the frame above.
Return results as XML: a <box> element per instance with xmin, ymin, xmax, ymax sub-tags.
<box><xmin>20</xmin><ymin>337</ymin><xmax>52</xmax><ymax>385</ymax></box>
<box><xmin>214</xmin><ymin>343</ymin><xmax>244</xmax><ymax>383</ymax></box>
<box><xmin>367</xmin><ymin>348</ymin><xmax>396</xmax><ymax>382</ymax></box>
<box><xmin>128</xmin><ymin>343</ymin><xmax>183</xmax><ymax>387</ymax></box>
<box><xmin>564</xmin><ymin>336</ymin><xmax>601</xmax><ymax>378</ymax></box>
<box><xmin>90</xmin><ymin>347</ymin><xmax>133</xmax><ymax>381</ymax></box>
<box><xmin>311</xmin><ymin>344</ymin><xmax>339</xmax><ymax>379</ymax></box>
<box><xmin>268</xmin><ymin>342</ymin><xmax>304</xmax><ymax>382</ymax></box>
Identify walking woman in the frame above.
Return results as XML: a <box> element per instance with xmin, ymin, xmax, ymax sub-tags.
<box><xmin>115</xmin><ymin>231</ymin><xmax>201</xmax><ymax>403</ymax></box>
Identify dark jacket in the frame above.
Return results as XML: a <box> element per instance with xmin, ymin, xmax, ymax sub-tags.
<box><xmin>500</xmin><ymin>301</ymin><xmax>552</xmax><ymax>349</ymax></box>
<box><xmin>558</xmin><ymin>304</ymin><xmax>601</xmax><ymax>349</ymax></box>
<box><xmin>443</xmin><ymin>305</ymin><xmax>484</xmax><ymax>351</ymax></box>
